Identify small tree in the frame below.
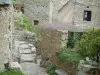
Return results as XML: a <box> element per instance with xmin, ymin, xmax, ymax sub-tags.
<box><xmin>77</xmin><ymin>28</ymin><xmax>100</xmax><ymax>64</ymax></box>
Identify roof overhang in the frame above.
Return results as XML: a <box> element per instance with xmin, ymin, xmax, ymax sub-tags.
<box><xmin>48</xmin><ymin>23</ymin><xmax>90</xmax><ymax>32</ymax></box>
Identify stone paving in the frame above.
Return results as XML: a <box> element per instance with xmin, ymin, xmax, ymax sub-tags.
<box><xmin>18</xmin><ymin>41</ymin><xmax>48</xmax><ymax>75</ymax></box>
<box><xmin>21</xmin><ymin>62</ymin><xmax>48</xmax><ymax>75</ymax></box>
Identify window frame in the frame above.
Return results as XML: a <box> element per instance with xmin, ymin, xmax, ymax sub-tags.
<box><xmin>83</xmin><ymin>10</ymin><xmax>92</xmax><ymax>21</ymax></box>
<box><xmin>34</xmin><ymin>20</ymin><xmax>39</xmax><ymax>25</ymax></box>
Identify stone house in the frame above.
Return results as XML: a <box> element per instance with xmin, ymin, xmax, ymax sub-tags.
<box><xmin>0</xmin><ymin>0</ymin><xmax>13</xmax><ymax>71</ymax></box>
<box><xmin>23</xmin><ymin>0</ymin><xmax>49</xmax><ymax>27</ymax></box>
<box><xmin>49</xmin><ymin>0</ymin><xmax>100</xmax><ymax>29</ymax></box>
<box><xmin>58</xmin><ymin>0</ymin><xmax>100</xmax><ymax>29</ymax></box>
<box><xmin>14</xmin><ymin>0</ymin><xmax>69</xmax><ymax>27</ymax></box>
<box><xmin>49</xmin><ymin>0</ymin><xmax>100</xmax><ymax>46</ymax></box>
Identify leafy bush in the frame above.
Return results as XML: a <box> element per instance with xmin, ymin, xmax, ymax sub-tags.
<box><xmin>77</xmin><ymin>28</ymin><xmax>100</xmax><ymax>63</ymax></box>
<box><xmin>59</xmin><ymin>47</ymin><xmax>83</xmax><ymax>68</ymax></box>
<box><xmin>0</xmin><ymin>69</ymin><xmax>24</xmax><ymax>75</ymax></box>
<box><xmin>47</xmin><ymin>66</ymin><xmax>57</xmax><ymax>75</ymax></box>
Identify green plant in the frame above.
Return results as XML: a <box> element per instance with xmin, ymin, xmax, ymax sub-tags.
<box><xmin>14</xmin><ymin>12</ymin><xmax>23</xmax><ymax>29</ymax></box>
<box><xmin>14</xmin><ymin>13</ymin><xmax>41</xmax><ymax>38</ymax></box>
<box><xmin>59</xmin><ymin>47</ymin><xmax>83</xmax><ymax>68</ymax></box>
<box><xmin>77</xmin><ymin>28</ymin><xmax>100</xmax><ymax>64</ymax></box>
<box><xmin>0</xmin><ymin>69</ymin><xmax>24</xmax><ymax>75</ymax></box>
<box><xmin>47</xmin><ymin>66</ymin><xmax>57</xmax><ymax>75</ymax></box>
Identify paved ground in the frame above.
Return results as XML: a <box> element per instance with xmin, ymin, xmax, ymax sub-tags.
<box><xmin>18</xmin><ymin>41</ymin><xmax>48</xmax><ymax>75</ymax></box>
<box><xmin>21</xmin><ymin>62</ymin><xmax>48</xmax><ymax>75</ymax></box>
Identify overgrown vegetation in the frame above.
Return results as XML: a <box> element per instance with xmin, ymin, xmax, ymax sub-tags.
<box><xmin>0</xmin><ymin>69</ymin><xmax>24</xmax><ymax>75</ymax></box>
<box><xmin>47</xmin><ymin>66</ymin><xmax>57</xmax><ymax>75</ymax></box>
<box><xmin>58</xmin><ymin>28</ymin><xmax>100</xmax><ymax>69</ymax></box>
<box><xmin>14</xmin><ymin>12</ymin><xmax>41</xmax><ymax>39</ymax></box>
<box><xmin>59</xmin><ymin>47</ymin><xmax>83</xmax><ymax>68</ymax></box>
<box><xmin>77</xmin><ymin>28</ymin><xmax>100</xmax><ymax>64</ymax></box>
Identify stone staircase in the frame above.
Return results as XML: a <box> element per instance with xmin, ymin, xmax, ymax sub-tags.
<box><xmin>18</xmin><ymin>41</ymin><xmax>48</xmax><ymax>75</ymax></box>
<box><xmin>13</xmin><ymin>31</ymin><xmax>48</xmax><ymax>75</ymax></box>
<box><xmin>18</xmin><ymin>41</ymin><xmax>36</xmax><ymax>63</ymax></box>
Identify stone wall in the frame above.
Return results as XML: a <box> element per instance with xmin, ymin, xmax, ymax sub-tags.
<box><xmin>0</xmin><ymin>4</ymin><xmax>13</xmax><ymax>71</ymax></box>
<box><xmin>50</xmin><ymin>0</ymin><xmax>69</xmax><ymax>23</ymax></box>
<box><xmin>73</xmin><ymin>0</ymin><xmax>100</xmax><ymax>28</ymax></box>
<box><xmin>13</xmin><ymin>30</ymin><xmax>36</xmax><ymax>44</ymax></box>
<box><xmin>58</xmin><ymin>2</ymin><xmax>74</xmax><ymax>24</ymax></box>
<box><xmin>41</xmin><ymin>28</ymin><xmax>62</xmax><ymax>60</ymax></box>
<box><xmin>24</xmin><ymin>0</ymin><xmax>49</xmax><ymax>27</ymax></box>
<box><xmin>58</xmin><ymin>0</ymin><xmax>100</xmax><ymax>29</ymax></box>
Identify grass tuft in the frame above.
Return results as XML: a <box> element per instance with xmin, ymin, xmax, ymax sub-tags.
<box><xmin>0</xmin><ymin>69</ymin><xmax>24</xmax><ymax>75</ymax></box>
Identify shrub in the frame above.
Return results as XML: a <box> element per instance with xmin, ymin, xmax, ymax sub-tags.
<box><xmin>77</xmin><ymin>28</ymin><xmax>100</xmax><ymax>63</ymax></box>
<box><xmin>59</xmin><ymin>47</ymin><xmax>83</xmax><ymax>68</ymax></box>
<box><xmin>14</xmin><ymin>13</ymin><xmax>41</xmax><ymax>38</ymax></box>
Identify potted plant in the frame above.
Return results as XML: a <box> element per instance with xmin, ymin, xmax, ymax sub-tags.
<box><xmin>67</xmin><ymin>37</ymin><xmax>74</xmax><ymax>48</ymax></box>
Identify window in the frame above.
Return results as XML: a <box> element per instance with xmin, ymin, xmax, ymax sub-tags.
<box><xmin>15</xmin><ymin>7</ymin><xmax>20</xmax><ymax>11</ymax></box>
<box><xmin>34</xmin><ymin>20</ymin><xmax>39</xmax><ymax>25</ymax></box>
<box><xmin>83</xmin><ymin>10</ymin><xmax>92</xmax><ymax>21</ymax></box>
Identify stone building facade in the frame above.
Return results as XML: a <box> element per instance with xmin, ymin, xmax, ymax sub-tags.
<box><xmin>23</xmin><ymin>0</ymin><xmax>49</xmax><ymax>27</ymax></box>
<box><xmin>58</xmin><ymin>0</ymin><xmax>100</xmax><ymax>31</ymax></box>
<box><xmin>49</xmin><ymin>0</ymin><xmax>69</xmax><ymax>24</ymax></box>
<box><xmin>0</xmin><ymin>0</ymin><xmax>13</xmax><ymax>71</ymax></box>
<box><xmin>14</xmin><ymin>0</ymin><xmax>69</xmax><ymax>26</ymax></box>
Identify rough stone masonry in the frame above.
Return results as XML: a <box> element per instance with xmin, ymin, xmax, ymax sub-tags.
<box><xmin>0</xmin><ymin>0</ymin><xmax>13</xmax><ymax>71</ymax></box>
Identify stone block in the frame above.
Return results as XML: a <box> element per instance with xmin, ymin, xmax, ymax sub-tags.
<box><xmin>9</xmin><ymin>62</ymin><xmax>22</xmax><ymax>71</ymax></box>
<box><xmin>55</xmin><ymin>69</ymin><xmax>68</xmax><ymax>75</ymax></box>
<box><xmin>19</xmin><ymin>49</ymin><xmax>32</xmax><ymax>54</ymax></box>
<box><xmin>31</xmin><ymin>47</ymin><xmax>36</xmax><ymax>53</ymax></box>
<box><xmin>20</xmin><ymin>54</ymin><xmax>35</xmax><ymax>62</ymax></box>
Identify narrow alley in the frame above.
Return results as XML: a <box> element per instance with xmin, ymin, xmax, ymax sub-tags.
<box><xmin>15</xmin><ymin>41</ymin><xmax>48</xmax><ymax>75</ymax></box>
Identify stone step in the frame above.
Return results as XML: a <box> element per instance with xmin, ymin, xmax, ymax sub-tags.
<box><xmin>19</xmin><ymin>49</ymin><xmax>32</xmax><ymax>54</ymax></box>
<box><xmin>55</xmin><ymin>69</ymin><xmax>68</xmax><ymax>75</ymax></box>
<box><xmin>31</xmin><ymin>47</ymin><xmax>36</xmax><ymax>53</ymax></box>
<box><xmin>19</xmin><ymin>44</ymin><xmax>30</xmax><ymax>49</ymax></box>
<box><xmin>9</xmin><ymin>62</ymin><xmax>22</xmax><ymax>71</ymax></box>
<box><xmin>19</xmin><ymin>47</ymin><xmax>36</xmax><ymax>54</ymax></box>
<box><xmin>20</xmin><ymin>54</ymin><xmax>35</xmax><ymax>62</ymax></box>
